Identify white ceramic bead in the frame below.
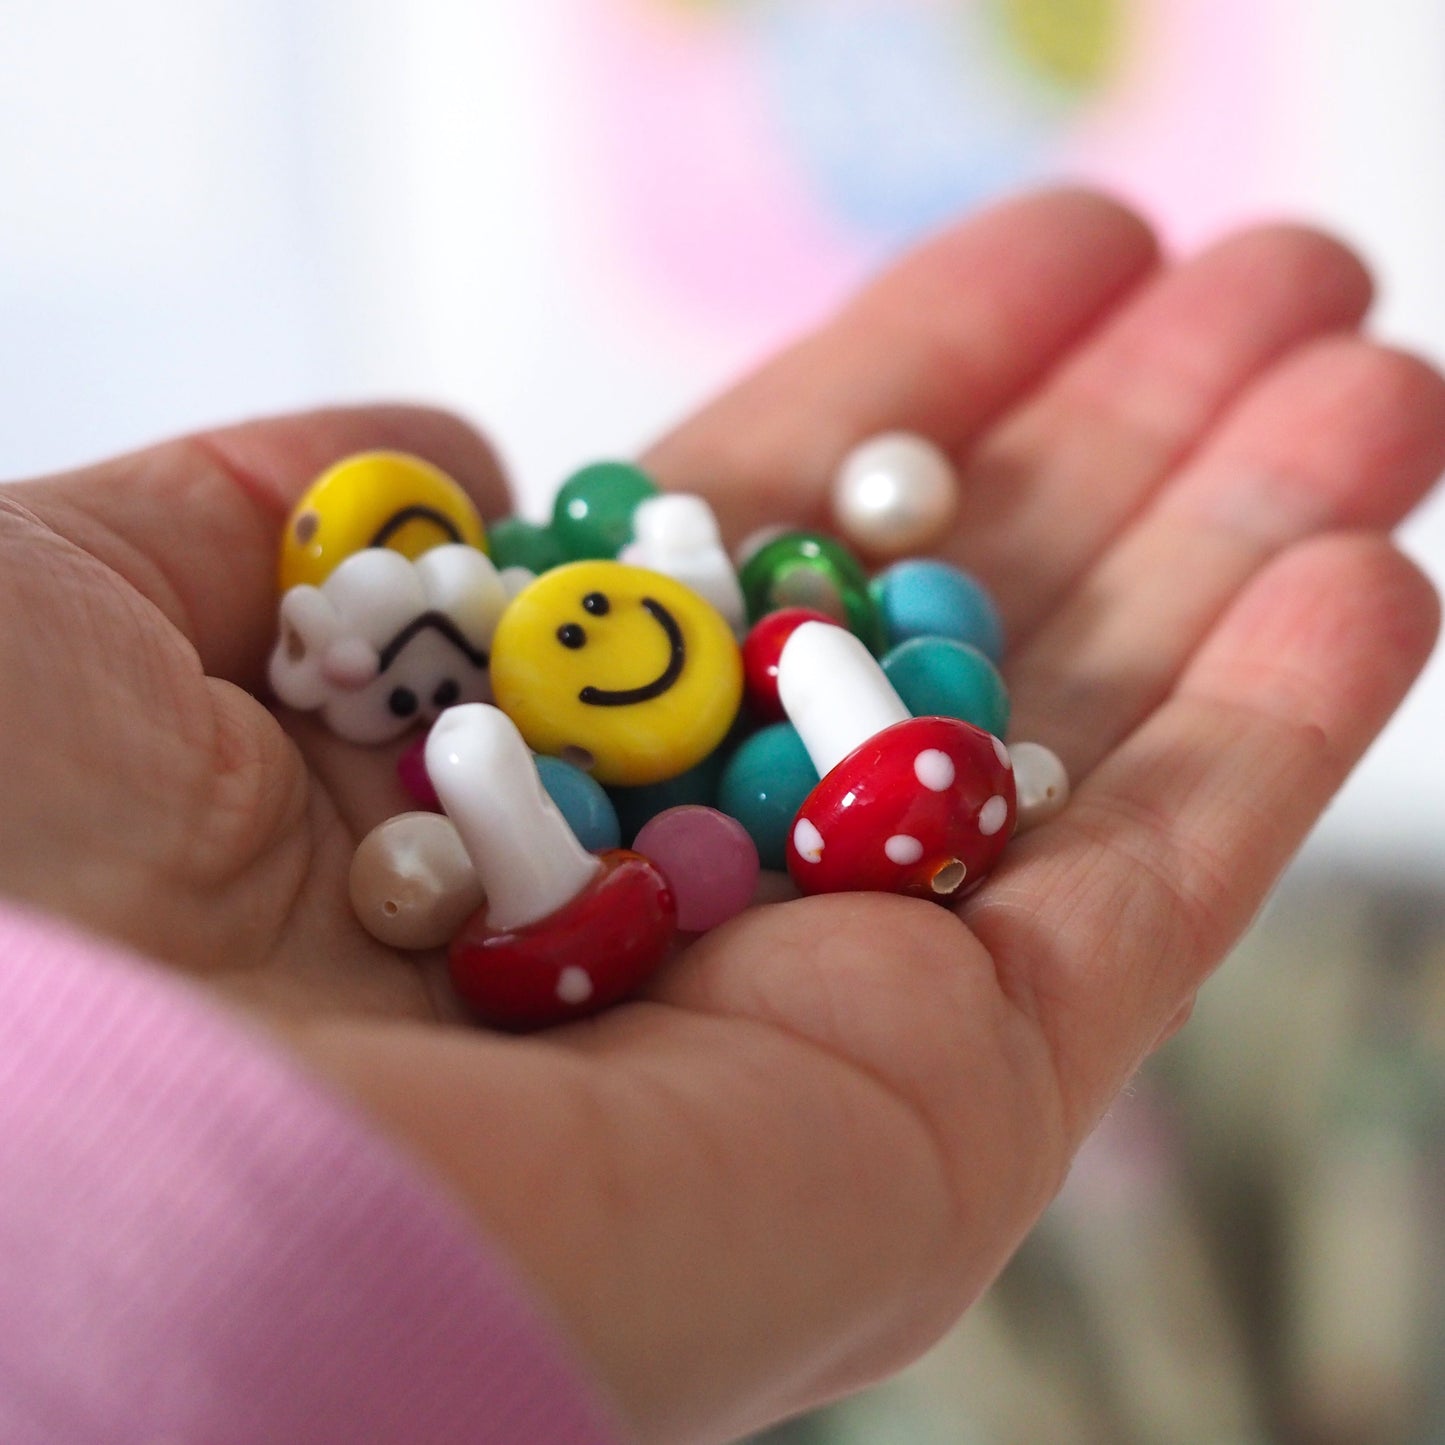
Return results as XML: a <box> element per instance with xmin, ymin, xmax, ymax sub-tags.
<box><xmin>350</xmin><ymin>811</ymin><xmax>485</xmax><ymax>950</ymax></box>
<box><xmin>830</xmin><ymin>432</ymin><xmax>958</xmax><ymax>560</ymax></box>
<box><xmin>619</xmin><ymin>493</ymin><xmax>747</xmax><ymax>634</ymax></box>
<box><xmin>1009</xmin><ymin>741</ymin><xmax>1070</xmax><ymax>832</ymax></box>
<box><xmin>269</xmin><ymin>544</ymin><xmax>506</xmax><ymax>743</ymax></box>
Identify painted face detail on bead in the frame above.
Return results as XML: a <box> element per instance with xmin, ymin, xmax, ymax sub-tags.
<box><xmin>574</xmin><ymin>597</ymin><xmax>686</xmax><ymax>707</ymax></box>
<box><xmin>278</xmin><ymin>451</ymin><xmax>488</xmax><ymax>592</ymax></box>
<box><xmin>269</xmin><ymin>544</ymin><xmax>507</xmax><ymax>744</ymax></box>
<box><xmin>489</xmin><ymin>560</ymin><xmax>744</xmax><ymax>787</ymax></box>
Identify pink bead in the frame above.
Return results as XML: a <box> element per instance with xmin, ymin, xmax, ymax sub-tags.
<box><xmin>633</xmin><ymin>805</ymin><xmax>760</xmax><ymax>933</ymax></box>
<box><xmin>397</xmin><ymin>727</ymin><xmax>441</xmax><ymax>810</ymax></box>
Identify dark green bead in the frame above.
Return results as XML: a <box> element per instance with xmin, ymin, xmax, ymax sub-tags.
<box><xmin>550</xmin><ymin>461</ymin><xmax>659</xmax><ymax>560</ymax></box>
<box><xmin>486</xmin><ymin>516</ymin><xmax>566</xmax><ymax>575</ymax></box>
<box><xmin>607</xmin><ymin>748</ymin><xmax>726</xmax><ymax>847</ymax></box>
<box><xmin>881</xmin><ymin>636</ymin><xmax>1010</xmax><ymax>738</ymax></box>
<box><xmin>738</xmin><ymin>531</ymin><xmax>886</xmax><ymax>655</ymax></box>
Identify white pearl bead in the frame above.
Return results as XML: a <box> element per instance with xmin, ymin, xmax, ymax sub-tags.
<box><xmin>350</xmin><ymin>811</ymin><xmax>485</xmax><ymax>949</ymax></box>
<box><xmin>1009</xmin><ymin>742</ymin><xmax>1070</xmax><ymax>833</ymax></box>
<box><xmin>830</xmin><ymin>432</ymin><xmax>958</xmax><ymax>559</ymax></box>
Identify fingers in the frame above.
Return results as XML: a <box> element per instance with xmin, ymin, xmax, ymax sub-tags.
<box><xmin>1005</xmin><ymin>338</ymin><xmax>1445</xmax><ymax>775</ymax></box>
<box><xmin>952</xmin><ymin>224</ymin><xmax>1375</xmax><ymax>631</ymax></box>
<box><xmin>643</xmin><ymin>188</ymin><xmax>1160</xmax><ymax>540</ymax></box>
<box><xmin>8</xmin><ymin>404</ymin><xmax>509</xmax><ymax>688</ymax></box>
<box><xmin>966</xmin><ymin>535</ymin><xmax>1441</xmax><ymax>1140</ymax></box>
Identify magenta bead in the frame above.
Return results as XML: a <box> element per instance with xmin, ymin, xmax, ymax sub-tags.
<box><xmin>397</xmin><ymin>728</ymin><xmax>442</xmax><ymax>810</ymax></box>
<box><xmin>633</xmin><ymin>805</ymin><xmax>759</xmax><ymax>933</ymax></box>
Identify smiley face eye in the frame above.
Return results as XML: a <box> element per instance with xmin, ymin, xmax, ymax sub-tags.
<box><xmin>582</xmin><ymin>592</ymin><xmax>611</xmax><ymax>616</ymax></box>
<box><xmin>432</xmin><ymin>678</ymin><xmax>460</xmax><ymax>709</ymax></box>
<box><xmin>557</xmin><ymin>623</ymin><xmax>587</xmax><ymax>650</ymax></box>
<box><xmin>388</xmin><ymin>686</ymin><xmax>419</xmax><ymax>718</ymax></box>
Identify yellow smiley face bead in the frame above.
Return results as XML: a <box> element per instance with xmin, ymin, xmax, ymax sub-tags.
<box><xmin>279</xmin><ymin>451</ymin><xmax>488</xmax><ymax>592</ymax></box>
<box><xmin>490</xmin><ymin>560</ymin><xmax>743</xmax><ymax>786</ymax></box>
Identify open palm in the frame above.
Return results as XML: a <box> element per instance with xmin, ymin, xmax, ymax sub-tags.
<box><xmin>4</xmin><ymin>190</ymin><xmax>1443</xmax><ymax>1445</ymax></box>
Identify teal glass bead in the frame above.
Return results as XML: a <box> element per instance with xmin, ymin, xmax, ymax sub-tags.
<box><xmin>487</xmin><ymin>516</ymin><xmax>566</xmax><ymax>575</ymax></box>
<box><xmin>738</xmin><ymin>531</ymin><xmax>887</xmax><ymax>655</ymax></box>
<box><xmin>607</xmin><ymin>746</ymin><xmax>727</xmax><ymax>846</ymax></box>
<box><xmin>870</xmin><ymin>558</ymin><xmax>1005</xmax><ymax>662</ymax></box>
<box><xmin>534</xmin><ymin>755</ymin><xmax>621</xmax><ymax>853</ymax></box>
<box><xmin>881</xmin><ymin>636</ymin><xmax>1010</xmax><ymax>738</ymax></box>
<box><xmin>550</xmin><ymin>461</ymin><xmax>660</xmax><ymax>561</ymax></box>
<box><xmin>715</xmin><ymin>721</ymin><xmax>819</xmax><ymax>871</ymax></box>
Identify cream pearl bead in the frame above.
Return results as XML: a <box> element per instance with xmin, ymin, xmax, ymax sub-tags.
<box><xmin>350</xmin><ymin>811</ymin><xmax>485</xmax><ymax>950</ymax></box>
<box><xmin>830</xmin><ymin>432</ymin><xmax>958</xmax><ymax>559</ymax></box>
<box><xmin>1009</xmin><ymin>742</ymin><xmax>1070</xmax><ymax>833</ymax></box>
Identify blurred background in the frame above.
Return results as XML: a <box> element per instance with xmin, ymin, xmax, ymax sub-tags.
<box><xmin>4</xmin><ymin>2</ymin><xmax>1444</xmax><ymax>1440</ymax></box>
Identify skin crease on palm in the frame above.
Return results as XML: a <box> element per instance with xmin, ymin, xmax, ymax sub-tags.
<box><xmin>3</xmin><ymin>189</ymin><xmax>1445</xmax><ymax>1443</ymax></box>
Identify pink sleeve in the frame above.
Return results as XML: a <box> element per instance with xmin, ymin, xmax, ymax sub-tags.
<box><xmin>0</xmin><ymin>904</ymin><xmax>625</xmax><ymax>1445</ymax></box>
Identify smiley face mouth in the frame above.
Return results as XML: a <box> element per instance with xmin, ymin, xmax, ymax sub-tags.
<box><xmin>577</xmin><ymin>598</ymin><xmax>685</xmax><ymax>707</ymax></box>
<box><xmin>368</xmin><ymin>505</ymin><xmax>465</xmax><ymax>549</ymax></box>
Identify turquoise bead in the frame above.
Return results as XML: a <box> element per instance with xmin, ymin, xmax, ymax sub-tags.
<box><xmin>715</xmin><ymin>722</ymin><xmax>819</xmax><ymax>871</ymax></box>
<box><xmin>870</xmin><ymin>558</ymin><xmax>1005</xmax><ymax>662</ymax></box>
<box><xmin>534</xmin><ymin>755</ymin><xmax>621</xmax><ymax>853</ymax></box>
<box><xmin>738</xmin><ymin>531</ymin><xmax>887</xmax><ymax>656</ymax></box>
<box><xmin>550</xmin><ymin>462</ymin><xmax>659</xmax><ymax>560</ymax></box>
<box><xmin>607</xmin><ymin>748</ymin><xmax>726</xmax><ymax>847</ymax></box>
<box><xmin>881</xmin><ymin>636</ymin><xmax>1010</xmax><ymax>738</ymax></box>
<box><xmin>487</xmin><ymin>516</ymin><xmax>566</xmax><ymax>575</ymax></box>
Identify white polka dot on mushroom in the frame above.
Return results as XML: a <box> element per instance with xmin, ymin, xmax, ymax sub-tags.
<box><xmin>978</xmin><ymin>795</ymin><xmax>1010</xmax><ymax>837</ymax></box>
<box><xmin>992</xmin><ymin>735</ymin><xmax>1011</xmax><ymax>769</ymax></box>
<box><xmin>884</xmin><ymin>834</ymin><xmax>924</xmax><ymax>865</ymax></box>
<box><xmin>556</xmin><ymin>967</ymin><xmax>594</xmax><ymax>1005</ymax></box>
<box><xmin>793</xmin><ymin>817</ymin><xmax>825</xmax><ymax>863</ymax></box>
<box><xmin>914</xmin><ymin>749</ymin><xmax>956</xmax><ymax>792</ymax></box>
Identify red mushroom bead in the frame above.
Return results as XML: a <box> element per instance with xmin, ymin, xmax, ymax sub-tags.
<box><xmin>785</xmin><ymin>715</ymin><xmax>1014</xmax><ymax>899</ymax></box>
<box><xmin>447</xmin><ymin>851</ymin><xmax>676</xmax><ymax>1031</ymax></box>
<box><xmin>426</xmin><ymin>704</ymin><xmax>677</xmax><ymax>1030</ymax></box>
<box><xmin>778</xmin><ymin>621</ymin><xmax>1016</xmax><ymax>902</ymax></box>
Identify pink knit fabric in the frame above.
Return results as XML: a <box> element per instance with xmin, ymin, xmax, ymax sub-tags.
<box><xmin>0</xmin><ymin>904</ymin><xmax>623</xmax><ymax>1444</ymax></box>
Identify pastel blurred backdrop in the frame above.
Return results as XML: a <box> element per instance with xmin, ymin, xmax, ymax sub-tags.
<box><xmin>4</xmin><ymin>4</ymin><xmax>1445</xmax><ymax>1440</ymax></box>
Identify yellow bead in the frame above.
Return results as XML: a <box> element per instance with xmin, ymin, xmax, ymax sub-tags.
<box><xmin>490</xmin><ymin>560</ymin><xmax>743</xmax><ymax>787</ymax></box>
<box><xmin>278</xmin><ymin>451</ymin><xmax>488</xmax><ymax>592</ymax></box>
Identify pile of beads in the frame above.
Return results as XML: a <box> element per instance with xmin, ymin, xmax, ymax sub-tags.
<box><xmin>268</xmin><ymin>442</ymin><xmax>1068</xmax><ymax>1029</ymax></box>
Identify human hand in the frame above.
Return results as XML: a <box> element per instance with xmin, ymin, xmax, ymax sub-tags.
<box><xmin>3</xmin><ymin>189</ymin><xmax>1443</xmax><ymax>1444</ymax></box>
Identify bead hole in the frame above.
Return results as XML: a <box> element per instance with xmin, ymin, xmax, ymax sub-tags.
<box><xmin>382</xmin><ymin>899</ymin><xmax>400</xmax><ymax>917</ymax></box>
<box><xmin>931</xmin><ymin>860</ymin><xmax>967</xmax><ymax>895</ymax></box>
<box><xmin>293</xmin><ymin>511</ymin><xmax>320</xmax><ymax>545</ymax></box>
<box><xmin>559</xmin><ymin>745</ymin><xmax>595</xmax><ymax>772</ymax></box>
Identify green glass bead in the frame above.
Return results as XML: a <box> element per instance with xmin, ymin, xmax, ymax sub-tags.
<box><xmin>486</xmin><ymin>516</ymin><xmax>566</xmax><ymax>575</ymax></box>
<box><xmin>716</xmin><ymin>722</ymin><xmax>819</xmax><ymax>871</ymax></box>
<box><xmin>880</xmin><ymin>636</ymin><xmax>1010</xmax><ymax>738</ymax></box>
<box><xmin>550</xmin><ymin>461</ymin><xmax>659</xmax><ymax>561</ymax></box>
<box><xmin>737</xmin><ymin>531</ymin><xmax>887</xmax><ymax>656</ymax></box>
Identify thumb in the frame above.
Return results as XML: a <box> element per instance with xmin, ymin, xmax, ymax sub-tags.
<box><xmin>7</xmin><ymin>404</ymin><xmax>510</xmax><ymax>690</ymax></box>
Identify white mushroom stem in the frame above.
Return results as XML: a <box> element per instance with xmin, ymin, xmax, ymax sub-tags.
<box><xmin>776</xmin><ymin>621</ymin><xmax>911</xmax><ymax>778</ymax></box>
<box><xmin>425</xmin><ymin>704</ymin><xmax>602</xmax><ymax>933</ymax></box>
